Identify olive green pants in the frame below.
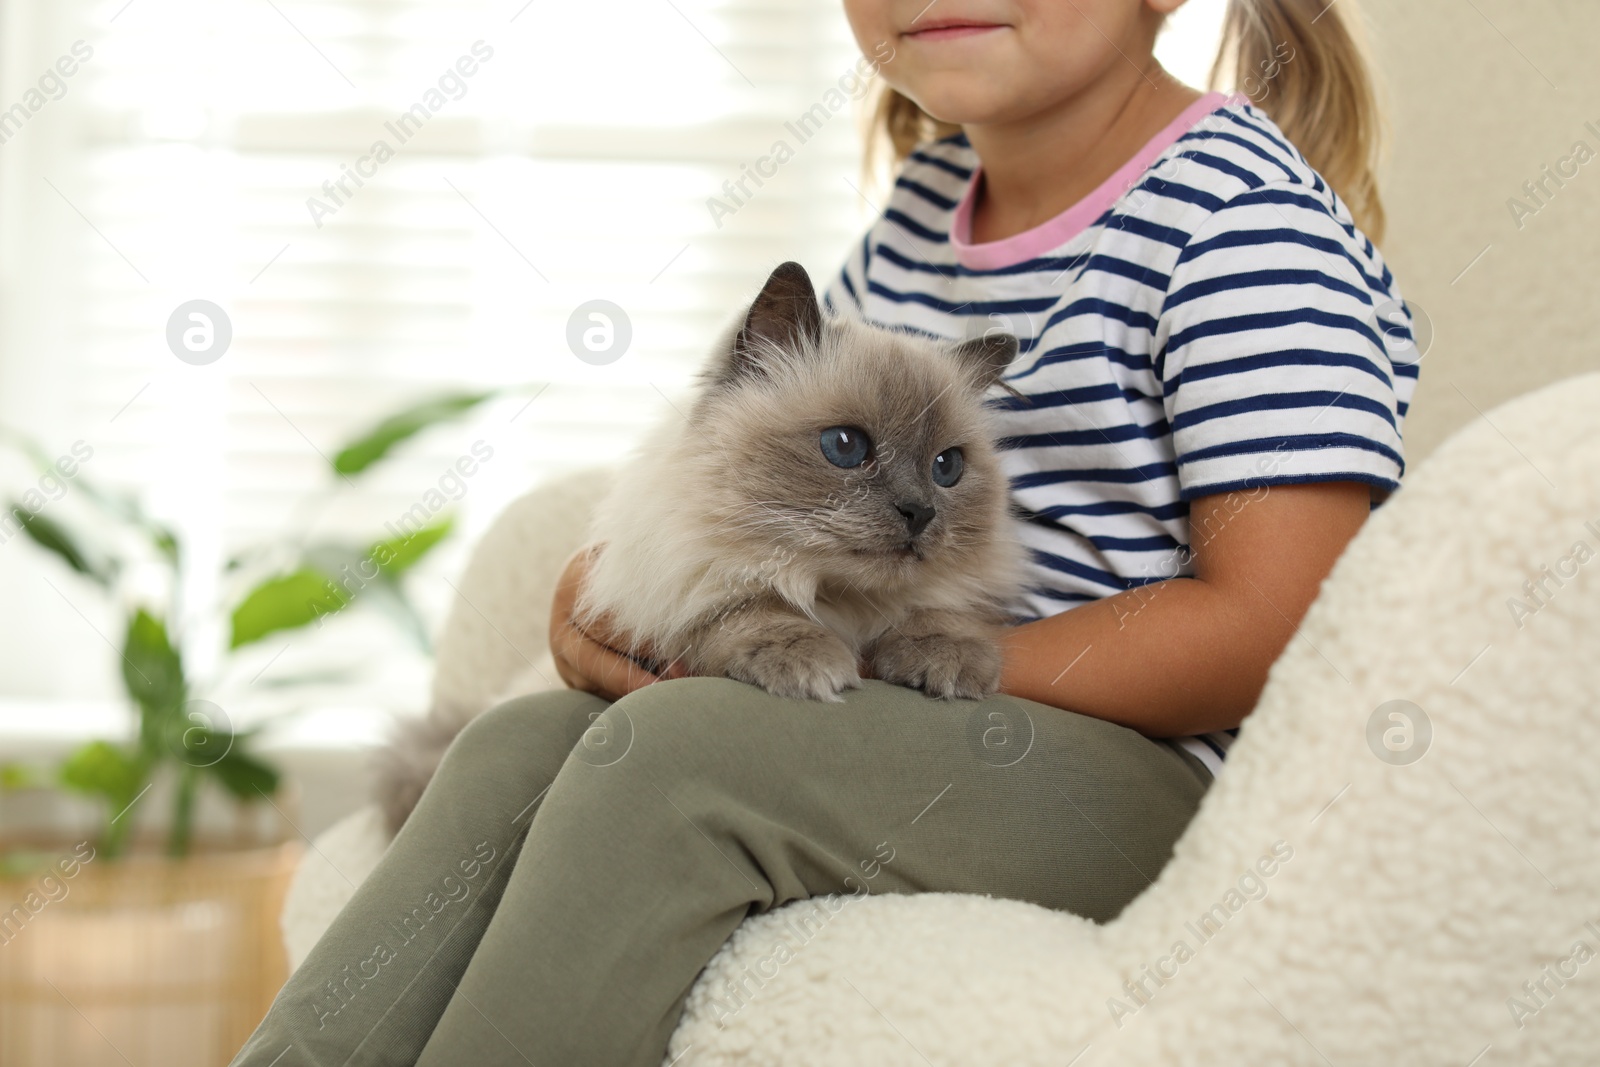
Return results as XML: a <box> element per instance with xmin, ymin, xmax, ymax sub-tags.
<box><xmin>231</xmin><ymin>678</ymin><xmax>1210</xmax><ymax>1067</ymax></box>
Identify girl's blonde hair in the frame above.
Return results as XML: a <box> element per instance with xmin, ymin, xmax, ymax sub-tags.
<box><xmin>865</xmin><ymin>0</ymin><xmax>1388</xmax><ymax>243</ymax></box>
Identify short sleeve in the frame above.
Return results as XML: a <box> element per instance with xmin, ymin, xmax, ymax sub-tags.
<box><xmin>1155</xmin><ymin>181</ymin><xmax>1411</xmax><ymax>501</ymax></box>
<box><xmin>821</xmin><ymin>231</ymin><xmax>871</xmax><ymax>320</ymax></box>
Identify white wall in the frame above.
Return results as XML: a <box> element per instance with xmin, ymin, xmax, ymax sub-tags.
<box><xmin>1367</xmin><ymin>0</ymin><xmax>1600</xmax><ymax>461</ymax></box>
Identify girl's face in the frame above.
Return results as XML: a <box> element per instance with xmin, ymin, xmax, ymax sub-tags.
<box><xmin>843</xmin><ymin>0</ymin><xmax>1182</xmax><ymax>126</ymax></box>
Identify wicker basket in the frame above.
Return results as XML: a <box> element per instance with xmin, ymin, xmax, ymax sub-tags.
<box><xmin>0</xmin><ymin>838</ymin><xmax>302</xmax><ymax>1067</ymax></box>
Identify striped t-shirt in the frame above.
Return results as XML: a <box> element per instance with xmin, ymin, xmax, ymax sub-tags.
<box><xmin>823</xmin><ymin>91</ymin><xmax>1419</xmax><ymax>775</ymax></box>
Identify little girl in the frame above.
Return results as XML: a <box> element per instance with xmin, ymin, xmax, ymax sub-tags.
<box><xmin>233</xmin><ymin>1</ymin><xmax>1415</xmax><ymax>1064</ymax></box>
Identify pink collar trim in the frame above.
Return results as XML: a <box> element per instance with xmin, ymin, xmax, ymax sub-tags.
<box><xmin>949</xmin><ymin>91</ymin><xmax>1243</xmax><ymax>271</ymax></box>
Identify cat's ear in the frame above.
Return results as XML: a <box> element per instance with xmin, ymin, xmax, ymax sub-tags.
<box><xmin>729</xmin><ymin>261</ymin><xmax>823</xmax><ymax>376</ymax></box>
<box><xmin>949</xmin><ymin>332</ymin><xmax>1018</xmax><ymax>392</ymax></box>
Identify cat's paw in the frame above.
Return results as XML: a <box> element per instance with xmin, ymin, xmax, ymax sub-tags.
<box><xmin>724</xmin><ymin>624</ymin><xmax>862</xmax><ymax>702</ymax></box>
<box><xmin>871</xmin><ymin>626</ymin><xmax>1002</xmax><ymax>700</ymax></box>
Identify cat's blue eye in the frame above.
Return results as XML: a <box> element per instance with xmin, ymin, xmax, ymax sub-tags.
<box><xmin>932</xmin><ymin>447</ymin><xmax>964</xmax><ymax>487</ymax></box>
<box><xmin>820</xmin><ymin>426</ymin><xmax>872</xmax><ymax>468</ymax></box>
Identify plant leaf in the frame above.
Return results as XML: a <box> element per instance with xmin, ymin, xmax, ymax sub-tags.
<box><xmin>230</xmin><ymin>568</ymin><xmax>350</xmax><ymax>648</ymax></box>
<box><xmin>122</xmin><ymin>610</ymin><xmax>187</xmax><ymax>743</ymax></box>
<box><xmin>58</xmin><ymin>741</ymin><xmax>148</xmax><ymax>813</ymax></box>
<box><xmin>167</xmin><ymin>723</ymin><xmax>234</xmax><ymax>768</ymax></box>
<box><xmin>150</xmin><ymin>525</ymin><xmax>180</xmax><ymax>565</ymax></box>
<box><xmin>370</xmin><ymin>513</ymin><xmax>454</xmax><ymax>575</ymax></box>
<box><xmin>332</xmin><ymin>391</ymin><xmax>497</xmax><ymax>475</ymax></box>
<box><xmin>0</xmin><ymin>762</ymin><xmax>41</xmax><ymax>790</ymax></box>
<box><xmin>6</xmin><ymin>504</ymin><xmax>117</xmax><ymax>586</ymax></box>
<box><xmin>207</xmin><ymin>747</ymin><xmax>280</xmax><ymax>801</ymax></box>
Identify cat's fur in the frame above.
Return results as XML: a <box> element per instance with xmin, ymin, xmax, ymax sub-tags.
<box><xmin>374</xmin><ymin>263</ymin><xmax>1026</xmax><ymax>833</ymax></box>
<box><xmin>576</xmin><ymin>261</ymin><xmax>1027</xmax><ymax>701</ymax></box>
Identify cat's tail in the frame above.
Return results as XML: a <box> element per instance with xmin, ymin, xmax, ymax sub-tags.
<box><xmin>372</xmin><ymin>659</ymin><xmax>557</xmax><ymax>834</ymax></box>
<box><xmin>371</xmin><ymin>699</ymin><xmax>476</xmax><ymax>835</ymax></box>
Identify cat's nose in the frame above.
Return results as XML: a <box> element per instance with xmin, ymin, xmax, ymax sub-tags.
<box><xmin>895</xmin><ymin>501</ymin><xmax>935</xmax><ymax>537</ymax></box>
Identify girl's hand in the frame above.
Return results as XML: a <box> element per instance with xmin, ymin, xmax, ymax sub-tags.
<box><xmin>549</xmin><ymin>543</ymin><xmax>687</xmax><ymax>702</ymax></box>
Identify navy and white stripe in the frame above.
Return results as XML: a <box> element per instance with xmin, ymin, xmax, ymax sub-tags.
<box><xmin>825</xmin><ymin>98</ymin><xmax>1418</xmax><ymax>775</ymax></box>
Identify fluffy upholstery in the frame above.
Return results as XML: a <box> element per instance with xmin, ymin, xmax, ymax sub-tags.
<box><xmin>285</xmin><ymin>374</ymin><xmax>1600</xmax><ymax>1065</ymax></box>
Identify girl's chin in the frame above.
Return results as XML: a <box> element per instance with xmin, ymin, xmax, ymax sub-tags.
<box><xmin>893</xmin><ymin>74</ymin><xmax>1028</xmax><ymax>126</ymax></box>
<box><xmin>899</xmin><ymin>93</ymin><xmax>1017</xmax><ymax>129</ymax></box>
<box><xmin>909</xmin><ymin>83</ymin><xmax>1074</xmax><ymax>131</ymax></box>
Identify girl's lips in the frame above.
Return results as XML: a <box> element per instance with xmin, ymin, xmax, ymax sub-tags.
<box><xmin>904</xmin><ymin>21</ymin><xmax>1006</xmax><ymax>42</ymax></box>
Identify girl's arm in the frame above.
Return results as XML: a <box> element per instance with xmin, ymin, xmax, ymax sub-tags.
<box><xmin>998</xmin><ymin>480</ymin><xmax>1371</xmax><ymax>737</ymax></box>
<box><xmin>549</xmin><ymin>544</ymin><xmax>686</xmax><ymax>700</ymax></box>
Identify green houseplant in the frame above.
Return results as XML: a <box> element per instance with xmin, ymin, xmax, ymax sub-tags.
<box><xmin>0</xmin><ymin>388</ymin><xmax>504</xmax><ymax>860</ymax></box>
<box><xmin>0</xmin><ymin>388</ymin><xmax>513</xmax><ymax>1067</ymax></box>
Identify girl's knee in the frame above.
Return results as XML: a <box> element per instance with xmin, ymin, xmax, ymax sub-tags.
<box><xmin>450</xmin><ymin>688</ymin><xmax>602</xmax><ymax>764</ymax></box>
<box><xmin>607</xmin><ymin>677</ymin><xmax>787</xmax><ymax>779</ymax></box>
<box><xmin>609</xmin><ymin>677</ymin><xmax>754</xmax><ymax>734</ymax></box>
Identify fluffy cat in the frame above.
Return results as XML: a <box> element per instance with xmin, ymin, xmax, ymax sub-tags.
<box><xmin>374</xmin><ymin>262</ymin><xmax>1027</xmax><ymax>832</ymax></box>
<box><xmin>576</xmin><ymin>261</ymin><xmax>1026</xmax><ymax>701</ymax></box>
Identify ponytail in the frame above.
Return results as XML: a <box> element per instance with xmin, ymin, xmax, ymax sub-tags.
<box><xmin>1211</xmin><ymin>0</ymin><xmax>1388</xmax><ymax>243</ymax></box>
<box><xmin>862</xmin><ymin>87</ymin><xmax>961</xmax><ymax>190</ymax></box>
